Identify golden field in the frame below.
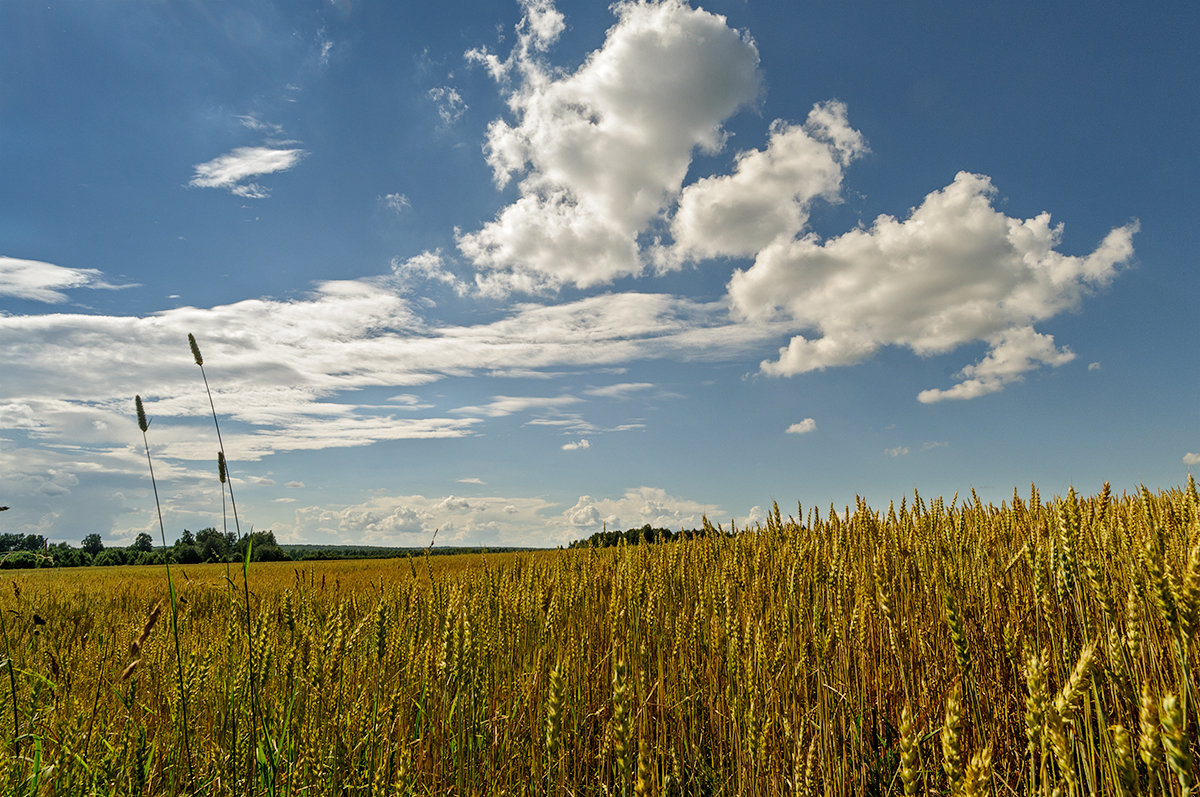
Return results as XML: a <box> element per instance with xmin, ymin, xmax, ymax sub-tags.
<box><xmin>1</xmin><ymin>481</ymin><xmax>1198</xmax><ymax>796</ymax></box>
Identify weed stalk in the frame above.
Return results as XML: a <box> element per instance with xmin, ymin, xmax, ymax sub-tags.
<box><xmin>134</xmin><ymin>395</ymin><xmax>196</xmax><ymax>793</ymax></box>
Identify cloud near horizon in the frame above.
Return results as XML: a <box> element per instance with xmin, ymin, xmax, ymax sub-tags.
<box><xmin>277</xmin><ymin>484</ymin><xmax>730</xmax><ymax>546</ymax></box>
<box><xmin>0</xmin><ymin>279</ymin><xmax>791</xmax><ymax>478</ymax></box>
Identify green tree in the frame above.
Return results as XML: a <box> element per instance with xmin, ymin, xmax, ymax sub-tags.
<box><xmin>196</xmin><ymin>527</ymin><xmax>230</xmax><ymax>562</ymax></box>
<box><xmin>0</xmin><ymin>551</ymin><xmax>40</xmax><ymax>570</ymax></box>
<box><xmin>131</xmin><ymin>532</ymin><xmax>154</xmax><ymax>553</ymax></box>
<box><xmin>50</xmin><ymin>543</ymin><xmax>86</xmax><ymax>567</ymax></box>
<box><xmin>234</xmin><ymin>530</ymin><xmax>290</xmax><ymax>562</ymax></box>
<box><xmin>81</xmin><ymin>533</ymin><xmax>104</xmax><ymax>557</ymax></box>
<box><xmin>173</xmin><ymin>544</ymin><xmax>202</xmax><ymax>564</ymax></box>
<box><xmin>18</xmin><ymin>534</ymin><xmax>45</xmax><ymax>552</ymax></box>
<box><xmin>94</xmin><ymin>549</ymin><xmax>126</xmax><ymax>566</ymax></box>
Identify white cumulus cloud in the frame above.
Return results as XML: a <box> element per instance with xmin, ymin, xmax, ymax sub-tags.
<box><xmin>391</xmin><ymin>250</ymin><xmax>468</xmax><ymax>295</ymax></box>
<box><xmin>665</xmin><ymin>101</ymin><xmax>866</xmax><ymax>265</ymax></box>
<box><xmin>917</xmin><ymin>326</ymin><xmax>1075</xmax><ymax>403</ymax></box>
<box><xmin>561</xmin><ymin>486</ymin><xmax>722</xmax><ymax>535</ymax></box>
<box><xmin>729</xmin><ymin>171</ymin><xmax>1137</xmax><ymax>400</ymax></box>
<box><xmin>1184</xmin><ymin>453</ymin><xmax>1200</xmax><ymax>466</ymax></box>
<box><xmin>561</xmin><ymin>438</ymin><xmax>590</xmax><ymax>451</ymax></box>
<box><xmin>458</xmin><ymin>0</ymin><xmax>761</xmax><ymax>290</ymax></box>
<box><xmin>786</xmin><ymin>418</ymin><xmax>817</xmax><ymax>435</ymax></box>
<box><xmin>273</xmin><ymin>484</ymin><xmax>721</xmax><ymax>547</ymax></box>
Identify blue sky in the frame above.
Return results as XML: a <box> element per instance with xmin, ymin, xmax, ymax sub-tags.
<box><xmin>2</xmin><ymin>0</ymin><xmax>1196</xmax><ymax>547</ymax></box>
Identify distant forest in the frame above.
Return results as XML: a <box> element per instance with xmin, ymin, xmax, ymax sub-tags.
<box><xmin>280</xmin><ymin>544</ymin><xmax>530</xmax><ymax>560</ymax></box>
<box><xmin>0</xmin><ymin>528</ymin><xmax>290</xmax><ymax>569</ymax></box>
<box><xmin>568</xmin><ymin>523</ymin><xmax>715</xmax><ymax>548</ymax></box>
<box><xmin>0</xmin><ymin>526</ymin><xmax>533</xmax><ymax>570</ymax></box>
<box><xmin>0</xmin><ymin>519</ymin><xmax>717</xmax><ymax>570</ymax></box>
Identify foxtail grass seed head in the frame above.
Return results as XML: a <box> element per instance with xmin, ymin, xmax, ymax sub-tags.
<box><xmin>135</xmin><ymin>394</ymin><xmax>148</xmax><ymax>433</ymax></box>
<box><xmin>218</xmin><ymin>451</ymin><xmax>227</xmax><ymax>484</ymax></box>
<box><xmin>188</xmin><ymin>333</ymin><xmax>203</xmax><ymax>366</ymax></box>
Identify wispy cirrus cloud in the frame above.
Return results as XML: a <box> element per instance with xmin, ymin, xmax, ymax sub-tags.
<box><xmin>428</xmin><ymin>86</ymin><xmax>467</xmax><ymax>126</ymax></box>
<box><xmin>236</xmin><ymin>114</ymin><xmax>284</xmax><ymax>136</ymax></box>
<box><xmin>452</xmin><ymin>394</ymin><xmax>582</xmax><ymax>418</ymax></box>
<box><xmin>584</xmin><ymin>382</ymin><xmax>655</xmax><ymax>399</ymax></box>
<box><xmin>0</xmin><ymin>276</ymin><xmax>789</xmax><ymax>485</ymax></box>
<box><xmin>381</xmin><ymin>193</ymin><xmax>411</xmax><ymax>214</ymax></box>
<box><xmin>0</xmin><ymin>256</ymin><xmax>134</xmax><ymax>303</ymax></box>
<box><xmin>189</xmin><ymin>145</ymin><xmax>307</xmax><ymax>198</ymax></box>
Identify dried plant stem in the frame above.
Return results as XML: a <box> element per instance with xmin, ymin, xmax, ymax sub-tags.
<box><xmin>188</xmin><ymin>335</ymin><xmax>275</xmax><ymax>790</ymax></box>
<box><xmin>135</xmin><ymin>395</ymin><xmax>196</xmax><ymax>793</ymax></box>
<box><xmin>0</xmin><ymin>609</ymin><xmax>19</xmax><ymax>751</ymax></box>
<box><xmin>190</xmin><ymin>334</ymin><xmax>243</xmax><ymax>538</ymax></box>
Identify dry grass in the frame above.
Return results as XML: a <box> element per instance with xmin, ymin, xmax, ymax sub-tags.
<box><xmin>1</xmin><ymin>481</ymin><xmax>1198</xmax><ymax>795</ymax></box>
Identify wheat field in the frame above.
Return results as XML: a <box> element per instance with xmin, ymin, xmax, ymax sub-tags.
<box><xmin>1</xmin><ymin>480</ymin><xmax>1198</xmax><ymax>795</ymax></box>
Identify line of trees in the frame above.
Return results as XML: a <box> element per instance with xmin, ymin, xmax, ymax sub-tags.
<box><xmin>567</xmin><ymin>523</ymin><xmax>716</xmax><ymax>549</ymax></box>
<box><xmin>0</xmin><ymin>527</ymin><xmax>289</xmax><ymax>570</ymax></box>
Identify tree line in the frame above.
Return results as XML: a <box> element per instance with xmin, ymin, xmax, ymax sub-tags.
<box><xmin>567</xmin><ymin>523</ymin><xmax>717</xmax><ymax>549</ymax></box>
<box><xmin>0</xmin><ymin>527</ymin><xmax>288</xmax><ymax>569</ymax></box>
